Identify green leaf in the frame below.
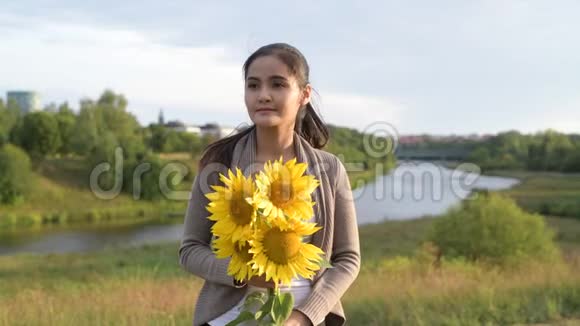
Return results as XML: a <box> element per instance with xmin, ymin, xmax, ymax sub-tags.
<box><xmin>256</xmin><ymin>291</ymin><xmax>275</xmax><ymax>322</ymax></box>
<box><xmin>317</xmin><ymin>256</ymin><xmax>334</xmax><ymax>269</ymax></box>
<box><xmin>255</xmin><ymin>310</ymin><xmax>264</xmax><ymax>321</ymax></box>
<box><xmin>242</xmin><ymin>291</ymin><xmax>266</xmax><ymax>311</ymax></box>
<box><xmin>225</xmin><ymin>311</ymin><xmax>255</xmax><ymax>326</ymax></box>
<box><xmin>273</xmin><ymin>292</ymin><xmax>294</xmax><ymax>325</ymax></box>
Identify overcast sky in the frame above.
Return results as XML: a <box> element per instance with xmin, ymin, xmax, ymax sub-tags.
<box><xmin>1</xmin><ymin>1</ymin><xmax>579</xmax><ymax>135</ymax></box>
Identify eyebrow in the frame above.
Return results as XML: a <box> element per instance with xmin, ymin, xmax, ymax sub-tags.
<box><xmin>246</xmin><ymin>75</ymin><xmax>289</xmax><ymax>82</ymax></box>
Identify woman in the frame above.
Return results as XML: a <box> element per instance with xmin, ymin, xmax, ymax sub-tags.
<box><xmin>179</xmin><ymin>43</ymin><xmax>360</xmax><ymax>326</ymax></box>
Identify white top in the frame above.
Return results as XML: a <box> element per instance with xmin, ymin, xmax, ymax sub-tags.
<box><xmin>208</xmin><ymin>284</ymin><xmax>318</xmax><ymax>326</ymax></box>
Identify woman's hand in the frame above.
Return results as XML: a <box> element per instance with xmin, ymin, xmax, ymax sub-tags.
<box><xmin>284</xmin><ymin>310</ymin><xmax>312</xmax><ymax>326</ymax></box>
<box><xmin>246</xmin><ymin>274</ymin><xmax>277</xmax><ymax>288</ymax></box>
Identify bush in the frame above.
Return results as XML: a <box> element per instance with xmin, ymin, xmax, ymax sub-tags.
<box><xmin>0</xmin><ymin>144</ymin><xmax>33</xmax><ymax>204</ymax></box>
<box><xmin>538</xmin><ymin>200</ymin><xmax>580</xmax><ymax>219</ymax></box>
<box><xmin>0</xmin><ymin>213</ymin><xmax>16</xmax><ymax>228</ymax></box>
<box><xmin>122</xmin><ymin>154</ymin><xmax>165</xmax><ymax>201</ymax></box>
<box><xmin>428</xmin><ymin>193</ymin><xmax>559</xmax><ymax>264</ymax></box>
<box><xmin>15</xmin><ymin>213</ymin><xmax>42</xmax><ymax>227</ymax></box>
<box><xmin>18</xmin><ymin>111</ymin><xmax>62</xmax><ymax>159</ymax></box>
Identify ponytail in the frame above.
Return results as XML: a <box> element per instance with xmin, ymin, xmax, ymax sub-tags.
<box><xmin>294</xmin><ymin>101</ymin><xmax>329</xmax><ymax>149</ymax></box>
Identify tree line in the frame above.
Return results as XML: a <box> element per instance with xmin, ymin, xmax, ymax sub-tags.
<box><xmin>468</xmin><ymin>130</ymin><xmax>580</xmax><ymax>172</ymax></box>
<box><xmin>0</xmin><ymin>90</ymin><xmax>214</xmax><ymax>204</ymax></box>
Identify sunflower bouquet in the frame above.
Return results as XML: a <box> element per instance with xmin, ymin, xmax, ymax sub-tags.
<box><xmin>205</xmin><ymin>157</ymin><xmax>330</xmax><ymax>326</ymax></box>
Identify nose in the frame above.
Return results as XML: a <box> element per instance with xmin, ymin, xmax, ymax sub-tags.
<box><xmin>258</xmin><ymin>87</ymin><xmax>272</xmax><ymax>103</ymax></box>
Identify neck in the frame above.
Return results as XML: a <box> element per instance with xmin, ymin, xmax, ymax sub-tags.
<box><xmin>255</xmin><ymin>125</ymin><xmax>296</xmax><ymax>163</ymax></box>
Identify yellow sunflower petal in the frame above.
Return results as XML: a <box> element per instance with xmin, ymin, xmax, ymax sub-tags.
<box><xmin>248</xmin><ymin>218</ymin><xmax>325</xmax><ymax>287</ymax></box>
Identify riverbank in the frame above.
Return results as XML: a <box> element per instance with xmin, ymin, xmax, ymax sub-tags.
<box><xmin>2</xmin><ymin>216</ymin><xmax>580</xmax><ymax>325</ymax></box>
<box><xmin>488</xmin><ymin>170</ymin><xmax>580</xmax><ymax>219</ymax></box>
<box><xmin>0</xmin><ymin>157</ymin><xmax>189</xmax><ymax>229</ymax></box>
<box><xmin>418</xmin><ymin>162</ymin><xmax>580</xmax><ymax>220</ymax></box>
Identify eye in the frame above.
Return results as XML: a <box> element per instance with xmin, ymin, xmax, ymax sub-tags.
<box><xmin>246</xmin><ymin>83</ymin><xmax>258</xmax><ymax>89</ymax></box>
<box><xmin>273</xmin><ymin>82</ymin><xmax>285</xmax><ymax>88</ymax></box>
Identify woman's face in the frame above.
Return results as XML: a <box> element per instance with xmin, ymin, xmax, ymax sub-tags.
<box><xmin>245</xmin><ymin>55</ymin><xmax>311</xmax><ymax>129</ymax></box>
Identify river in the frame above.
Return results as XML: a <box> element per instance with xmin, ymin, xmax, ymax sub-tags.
<box><xmin>0</xmin><ymin>162</ymin><xmax>519</xmax><ymax>256</ymax></box>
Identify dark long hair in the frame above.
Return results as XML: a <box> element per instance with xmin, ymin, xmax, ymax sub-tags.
<box><xmin>199</xmin><ymin>43</ymin><xmax>330</xmax><ymax>170</ymax></box>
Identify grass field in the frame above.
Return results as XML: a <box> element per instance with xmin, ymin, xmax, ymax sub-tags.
<box><xmin>2</xmin><ymin>216</ymin><xmax>580</xmax><ymax>325</ymax></box>
<box><xmin>3</xmin><ymin>161</ymin><xmax>580</xmax><ymax>324</ymax></box>
<box><xmin>490</xmin><ymin>170</ymin><xmax>580</xmax><ymax>219</ymax></box>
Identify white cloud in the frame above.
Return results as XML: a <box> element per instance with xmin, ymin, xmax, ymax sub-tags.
<box><xmin>316</xmin><ymin>92</ymin><xmax>407</xmax><ymax>132</ymax></box>
<box><xmin>0</xmin><ymin>16</ymin><xmax>408</xmax><ymax>131</ymax></box>
<box><xmin>0</xmin><ymin>17</ymin><xmax>244</xmax><ymax>119</ymax></box>
<box><xmin>3</xmin><ymin>3</ymin><xmax>580</xmax><ymax>134</ymax></box>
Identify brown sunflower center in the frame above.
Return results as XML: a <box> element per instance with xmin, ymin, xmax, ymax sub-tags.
<box><xmin>270</xmin><ymin>178</ymin><xmax>294</xmax><ymax>207</ymax></box>
<box><xmin>230</xmin><ymin>191</ymin><xmax>253</xmax><ymax>225</ymax></box>
<box><xmin>235</xmin><ymin>242</ymin><xmax>253</xmax><ymax>262</ymax></box>
<box><xmin>263</xmin><ymin>227</ymin><xmax>301</xmax><ymax>264</ymax></box>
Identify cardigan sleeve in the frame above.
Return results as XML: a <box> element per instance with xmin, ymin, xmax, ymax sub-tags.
<box><xmin>178</xmin><ymin>172</ymin><xmax>236</xmax><ymax>287</ymax></box>
<box><xmin>295</xmin><ymin>159</ymin><xmax>361</xmax><ymax>325</ymax></box>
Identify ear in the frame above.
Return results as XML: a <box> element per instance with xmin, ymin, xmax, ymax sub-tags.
<box><xmin>300</xmin><ymin>84</ymin><xmax>312</xmax><ymax>107</ymax></box>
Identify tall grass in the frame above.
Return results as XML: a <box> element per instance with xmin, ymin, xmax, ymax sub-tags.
<box><xmin>345</xmin><ymin>254</ymin><xmax>580</xmax><ymax>325</ymax></box>
<box><xmin>3</xmin><ymin>217</ymin><xmax>580</xmax><ymax>325</ymax></box>
<box><xmin>491</xmin><ymin>171</ymin><xmax>580</xmax><ymax>219</ymax></box>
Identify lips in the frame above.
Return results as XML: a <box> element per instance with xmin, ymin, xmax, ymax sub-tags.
<box><xmin>256</xmin><ymin>108</ymin><xmax>276</xmax><ymax>113</ymax></box>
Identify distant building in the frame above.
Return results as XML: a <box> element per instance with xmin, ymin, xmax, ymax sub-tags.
<box><xmin>6</xmin><ymin>91</ymin><xmax>41</xmax><ymax>114</ymax></box>
<box><xmin>200</xmin><ymin>123</ymin><xmax>238</xmax><ymax>138</ymax></box>
<box><xmin>165</xmin><ymin>120</ymin><xmax>202</xmax><ymax>134</ymax></box>
<box><xmin>164</xmin><ymin>120</ymin><xmax>238</xmax><ymax>139</ymax></box>
<box><xmin>158</xmin><ymin>109</ymin><xmax>165</xmax><ymax>126</ymax></box>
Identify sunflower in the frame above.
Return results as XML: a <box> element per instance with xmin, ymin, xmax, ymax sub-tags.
<box><xmin>213</xmin><ymin>237</ymin><xmax>256</xmax><ymax>282</ymax></box>
<box><xmin>205</xmin><ymin>168</ymin><xmax>257</xmax><ymax>242</ymax></box>
<box><xmin>254</xmin><ymin>157</ymin><xmax>319</xmax><ymax>222</ymax></box>
<box><xmin>249</xmin><ymin>217</ymin><xmax>324</xmax><ymax>286</ymax></box>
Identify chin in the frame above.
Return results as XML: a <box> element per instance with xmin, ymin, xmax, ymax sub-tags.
<box><xmin>253</xmin><ymin>116</ymin><xmax>281</xmax><ymax>128</ymax></box>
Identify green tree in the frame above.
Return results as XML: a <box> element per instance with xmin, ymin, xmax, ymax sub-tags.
<box><xmin>123</xmin><ymin>154</ymin><xmax>164</xmax><ymax>201</ymax></box>
<box><xmin>181</xmin><ymin>132</ymin><xmax>203</xmax><ymax>155</ymax></box>
<box><xmin>544</xmin><ymin>130</ymin><xmax>575</xmax><ymax>171</ymax></box>
<box><xmin>0</xmin><ymin>144</ymin><xmax>33</xmax><ymax>204</ymax></box>
<box><xmin>527</xmin><ymin>130</ymin><xmax>575</xmax><ymax>171</ymax></box>
<box><xmin>468</xmin><ymin>147</ymin><xmax>491</xmax><ymax>168</ymax></box>
<box><xmin>19</xmin><ymin>111</ymin><xmax>62</xmax><ymax>160</ymax></box>
<box><xmin>147</xmin><ymin>124</ymin><xmax>168</xmax><ymax>152</ymax></box>
<box><xmin>89</xmin><ymin>130</ymin><xmax>120</xmax><ymax>190</ymax></box>
<box><xmin>70</xmin><ymin>99</ymin><xmax>99</xmax><ymax>155</ymax></box>
<box><xmin>71</xmin><ymin>90</ymin><xmax>146</xmax><ymax>161</ymax></box>
<box><xmin>428</xmin><ymin>193</ymin><xmax>559</xmax><ymax>265</ymax></box>
<box><xmin>95</xmin><ymin>90</ymin><xmax>145</xmax><ymax>160</ymax></box>
<box><xmin>55</xmin><ymin>102</ymin><xmax>76</xmax><ymax>155</ymax></box>
<box><xmin>562</xmin><ymin>148</ymin><xmax>580</xmax><ymax>172</ymax></box>
<box><xmin>0</xmin><ymin>98</ymin><xmax>21</xmax><ymax>146</ymax></box>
